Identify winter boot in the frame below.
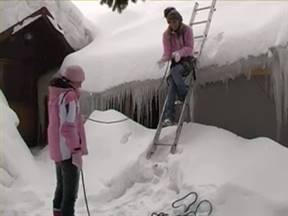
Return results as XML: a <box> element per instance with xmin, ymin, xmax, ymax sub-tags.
<box><xmin>162</xmin><ymin>118</ymin><xmax>173</xmax><ymax>127</ymax></box>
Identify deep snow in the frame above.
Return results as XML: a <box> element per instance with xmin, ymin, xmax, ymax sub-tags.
<box><xmin>1</xmin><ymin>1</ymin><xmax>288</xmax><ymax>215</ymax></box>
<box><xmin>1</xmin><ymin>92</ymin><xmax>288</xmax><ymax>215</ymax></box>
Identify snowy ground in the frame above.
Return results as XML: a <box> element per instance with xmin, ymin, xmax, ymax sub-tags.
<box><xmin>1</xmin><ymin>92</ymin><xmax>288</xmax><ymax>215</ymax></box>
<box><xmin>2</xmin><ymin>1</ymin><xmax>288</xmax><ymax>216</ymax></box>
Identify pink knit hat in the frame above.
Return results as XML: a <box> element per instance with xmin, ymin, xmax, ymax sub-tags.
<box><xmin>62</xmin><ymin>65</ymin><xmax>85</xmax><ymax>82</ymax></box>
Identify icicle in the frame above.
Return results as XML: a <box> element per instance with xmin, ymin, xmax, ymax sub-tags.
<box><xmin>80</xmin><ymin>79</ymin><xmax>166</xmax><ymax>127</ymax></box>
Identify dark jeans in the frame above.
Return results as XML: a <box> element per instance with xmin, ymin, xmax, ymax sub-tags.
<box><xmin>164</xmin><ymin>64</ymin><xmax>188</xmax><ymax>121</ymax></box>
<box><xmin>53</xmin><ymin>158</ymin><xmax>80</xmax><ymax>216</ymax></box>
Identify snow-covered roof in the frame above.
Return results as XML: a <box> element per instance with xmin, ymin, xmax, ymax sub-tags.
<box><xmin>0</xmin><ymin>0</ymin><xmax>93</xmax><ymax>50</ymax></box>
<box><xmin>63</xmin><ymin>1</ymin><xmax>288</xmax><ymax>92</ymax></box>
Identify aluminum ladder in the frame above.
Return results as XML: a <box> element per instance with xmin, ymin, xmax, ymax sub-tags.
<box><xmin>146</xmin><ymin>0</ymin><xmax>217</xmax><ymax>159</ymax></box>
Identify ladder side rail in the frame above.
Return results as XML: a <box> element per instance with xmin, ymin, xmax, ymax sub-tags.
<box><xmin>198</xmin><ymin>0</ymin><xmax>217</xmax><ymax>57</ymax></box>
<box><xmin>172</xmin><ymin>0</ymin><xmax>216</xmax><ymax>151</ymax></box>
<box><xmin>189</xmin><ymin>2</ymin><xmax>199</xmax><ymax>26</ymax></box>
<box><xmin>153</xmin><ymin>93</ymin><xmax>169</xmax><ymax>143</ymax></box>
<box><xmin>174</xmin><ymin>66</ymin><xmax>196</xmax><ymax>138</ymax></box>
<box><xmin>147</xmin><ymin>91</ymin><xmax>170</xmax><ymax>159</ymax></box>
<box><xmin>171</xmin><ymin>69</ymin><xmax>196</xmax><ymax>153</ymax></box>
<box><xmin>170</xmin><ymin>0</ymin><xmax>201</xmax><ymax>149</ymax></box>
<box><xmin>204</xmin><ymin>0</ymin><xmax>217</xmax><ymax>32</ymax></box>
<box><xmin>184</xmin><ymin>67</ymin><xmax>197</xmax><ymax>122</ymax></box>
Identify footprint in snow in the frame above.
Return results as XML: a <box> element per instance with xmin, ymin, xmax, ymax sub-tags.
<box><xmin>120</xmin><ymin>132</ymin><xmax>132</xmax><ymax>144</ymax></box>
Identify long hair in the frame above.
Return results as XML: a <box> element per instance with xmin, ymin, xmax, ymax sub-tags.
<box><xmin>49</xmin><ymin>75</ymin><xmax>74</xmax><ymax>89</ymax></box>
<box><xmin>165</xmin><ymin>9</ymin><xmax>184</xmax><ymax>36</ymax></box>
<box><xmin>168</xmin><ymin>23</ymin><xmax>185</xmax><ymax>37</ymax></box>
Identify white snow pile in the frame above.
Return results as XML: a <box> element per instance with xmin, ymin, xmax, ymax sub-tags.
<box><xmin>0</xmin><ymin>90</ymin><xmax>38</xmax><ymax>186</ymax></box>
<box><xmin>82</xmin><ymin>110</ymin><xmax>288</xmax><ymax>216</ymax></box>
<box><xmin>0</xmin><ymin>90</ymin><xmax>45</xmax><ymax>214</ymax></box>
<box><xmin>2</xmin><ymin>105</ymin><xmax>288</xmax><ymax>215</ymax></box>
<box><xmin>0</xmin><ymin>0</ymin><xmax>93</xmax><ymax>49</ymax></box>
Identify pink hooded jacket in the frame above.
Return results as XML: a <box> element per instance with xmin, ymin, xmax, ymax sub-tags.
<box><xmin>162</xmin><ymin>24</ymin><xmax>194</xmax><ymax>61</ymax></box>
<box><xmin>47</xmin><ymin>86</ymin><xmax>88</xmax><ymax>162</ymax></box>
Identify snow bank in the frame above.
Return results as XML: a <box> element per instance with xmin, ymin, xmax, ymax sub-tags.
<box><xmin>82</xmin><ymin>110</ymin><xmax>155</xmax><ymax>198</ymax></box>
<box><xmin>1</xmin><ymin>108</ymin><xmax>288</xmax><ymax>215</ymax></box>
<box><xmin>0</xmin><ymin>90</ymin><xmax>38</xmax><ymax>186</ymax></box>
<box><xmin>76</xmin><ymin>110</ymin><xmax>288</xmax><ymax>216</ymax></box>
<box><xmin>0</xmin><ymin>90</ymin><xmax>44</xmax><ymax>214</ymax></box>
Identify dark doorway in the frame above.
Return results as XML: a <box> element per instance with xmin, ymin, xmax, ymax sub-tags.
<box><xmin>0</xmin><ymin>10</ymin><xmax>74</xmax><ymax>147</ymax></box>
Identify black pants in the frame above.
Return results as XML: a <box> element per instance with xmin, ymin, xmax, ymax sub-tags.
<box><xmin>53</xmin><ymin>158</ymin><xmax>80</xmax><ymax>216</ymax></box>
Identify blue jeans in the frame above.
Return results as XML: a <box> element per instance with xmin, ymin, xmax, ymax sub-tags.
<box><xmin>164</xmin><ymin>64</ymin><xmax>188</xmax><ymax>121</ymax></box>
<box><xmin>53</xmin><ymin>158</ymin><xmax>80</xmax><ymax>216</ymax></box>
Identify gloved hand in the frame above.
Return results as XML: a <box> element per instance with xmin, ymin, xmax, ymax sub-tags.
<box><xmin>172</xmin><ymin>51</ymin><xmax>181</xmax><ymax>63</ymax></box>
<box><xmin>72</xmin><ymin>151</ymin><xmax>82</xmax><ymax>169</ymax></box>
<box><xmin>157</xmin><ymin>59</ymin><xmax>166</xmax><ymax>69</ymax></box>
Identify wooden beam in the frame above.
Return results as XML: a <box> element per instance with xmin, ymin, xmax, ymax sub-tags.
<box><xmin>250</xmin><ymin>68</ymin><xmax>271</xmax><ymax>76</ymax></box>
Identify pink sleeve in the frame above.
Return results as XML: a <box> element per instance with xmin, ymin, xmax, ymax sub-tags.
<box><xmin>162</xmin><ymin>31</ymin><xmax>172</xmax><ymax>61</ymax></box>
<box><xmin>60</xmin><ymin>91</ymin><xmax>81</xmax><ymax>153</ymax></box>
<box><xmin>178</xmin><ymin>26</ymin><xmax>194</xmax><ymax>57</ymax></box>
<box><xmin>61</xmin><ymin>121</ymin><xmax>79</xmax><ymax>152</ymax></box>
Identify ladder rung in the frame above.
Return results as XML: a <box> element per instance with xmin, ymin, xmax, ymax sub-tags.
<box><xmin>194</xmin><ymin>35</ymin><xmax>205</xmax><ymax>39</ymax></box>
<box><xmin>196</xmin><ymin>6</ymin><xmax>212</xmax><ymax>11</ymax></box>
<box><xmin>191</xmin><ymin>20</ymin><xmax>208</xmax><ymax>25</ymax></box>
<box><xmin>155</xmin><ymin>142</ymin><xmax>173</xmax><ymax>146</ymax></box>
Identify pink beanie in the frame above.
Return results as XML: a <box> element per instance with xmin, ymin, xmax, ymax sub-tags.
<box><xmin>62</xmin><ymin>65</ymin><xmax>85</xmax><ymax>82</ymax></box>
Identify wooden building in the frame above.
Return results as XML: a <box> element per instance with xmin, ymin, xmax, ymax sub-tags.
<box><xmin>0</xmin><ymin>7</ymin><xmax>90</xmax><ymax>146</ymax></box>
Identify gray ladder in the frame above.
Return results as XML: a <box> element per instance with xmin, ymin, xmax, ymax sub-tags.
<box><xmin>146</xmin><ymin>0</ymin><xmax>217</xmax><ymax>159</ymax></box>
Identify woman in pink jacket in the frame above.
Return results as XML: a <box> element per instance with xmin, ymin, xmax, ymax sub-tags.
<box><xmin>47</xmin><ymin>65</ymin><xmax>88</xmax><ymax>216</ymax></box>
<box><xmin>158</xmin><ymin>7</ymin><xmax>194</xmax><ymax>127</ymax></box>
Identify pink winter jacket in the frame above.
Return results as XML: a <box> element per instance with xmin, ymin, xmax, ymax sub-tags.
<box><xmin>47</xmin><ymin>87</ymin><xmax>88</xmax><ymax>162</ymax></box>
<box><xmin>162</xmin><ymin>24</ymin><xmax>194</xmax><ymax>61</ymax></box>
